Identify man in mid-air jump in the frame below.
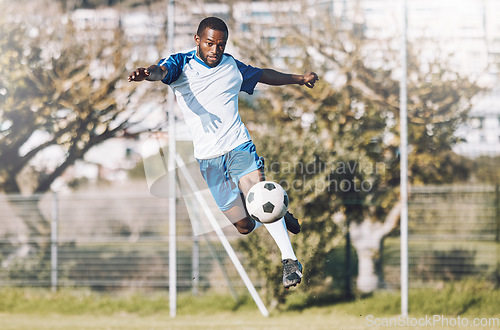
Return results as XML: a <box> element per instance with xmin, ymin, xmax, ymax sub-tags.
<box><xmin>129</xmin><ymin>17</ymin><xmax>318</xmax><ymax>288</ymax></box>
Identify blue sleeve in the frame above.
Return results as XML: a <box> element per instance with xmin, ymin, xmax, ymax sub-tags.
<box><xmin>234</xmin><ymin>59</ymin><xmax>263</xmax><ymax>95</ymax></box>
<box><xmin>157</xmin><ymin>52</ymin><xmax>193</xmax><ymax>85</ymax></box>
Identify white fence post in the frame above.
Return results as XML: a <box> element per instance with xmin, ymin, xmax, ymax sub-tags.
<box><xmin>51</xmin><ymin>191</ymin><xmax>58</xmax><ymax>292</ymax></box>
<box><xmin>167</xmin><ymin>0</ymin><xmax>177</xmax><ymax>318</ymax></box>
<box><xmin>496</xmin><ymin>185</ymin><xmax>500</xmax><ymax>286</ymax></box>
<box><xmin>192</xmin><ymin>206</ymin><xmax>200</xmax><ymax>296</ymax></box>
<box><xmin>400</xmin><ymin>0</ymin><xmax>409</xmax><ymax>317</ymax></box>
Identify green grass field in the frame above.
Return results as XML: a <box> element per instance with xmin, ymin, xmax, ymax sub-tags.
<box><xmin>1</xmin><ymin>281</ymin><xmax>499</xmax><ymax>330</ymax></box>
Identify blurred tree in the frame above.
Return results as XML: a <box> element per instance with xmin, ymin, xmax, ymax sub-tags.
<box><xmin>235</xmin><ymin>0</ymin><xmax>481</xmax><ymax>303</ymax></box>
<box><xmin>0</xmin><ymin>2</ymin><xmax>147</xmax><ymax>265</ymax></box>
<box><xmin>470</xmin><ymin>156</ymin><xmax>500</xmax><ymax>184</ymax></box>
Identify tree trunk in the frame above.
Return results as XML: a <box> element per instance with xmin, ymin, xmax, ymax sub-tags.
<box><xmin>349</xmin><ymin>202</ymin><xmax>401</xmax><ymax>293</ymax></box>
<box><xmin>2</xmin><ymin>195</ymin><xmax>50</xmax><ymax>268</ymax></box>
<box><xmin>350</xmin><ymin>220</ymin><xmax>385</xmax><ymax>293</ymax></box>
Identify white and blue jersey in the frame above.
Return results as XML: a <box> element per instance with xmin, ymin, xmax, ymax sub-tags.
<box><xmin>158</xmin><ymin>50</ymin><xmax>263</xmax><ymax>159</ymax></box>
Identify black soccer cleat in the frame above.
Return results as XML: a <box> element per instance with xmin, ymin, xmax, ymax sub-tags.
<box><xmin>284</xmin><ymin>211</ymin><xmax>301</xmax><ymax>234</ymax></box>
<box><xmin>282</xmin><ymin>259</ymin><xmax>303</xmax><ymax>288</ymax></box>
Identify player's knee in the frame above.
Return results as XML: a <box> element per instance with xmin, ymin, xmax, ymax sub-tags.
<box><xmin>235</xmin><ymin>218</ymin><xmax>254</xmax><ymax>235</ymax></box>
<box><xmin>237</xmin><ymin>227</ymin><xmax>252</xmax><ymax>235</ymax></box>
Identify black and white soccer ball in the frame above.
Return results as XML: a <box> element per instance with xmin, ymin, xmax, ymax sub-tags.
<box><xmin>245</xmin><ymin>181</ymin><xmax>289</xmax><ymax>224</ymax></box>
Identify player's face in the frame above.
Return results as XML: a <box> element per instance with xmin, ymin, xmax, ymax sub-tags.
<box><xmin>195</xmin><ymin>28</ymin><xmax>227</xmax><ymax>68</ymax></box>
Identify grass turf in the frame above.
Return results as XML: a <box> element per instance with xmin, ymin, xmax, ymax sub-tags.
<box><xmin>0</xmin><ymin>281</ymin><xmax>499</xmax><ymax>329</ymax></box>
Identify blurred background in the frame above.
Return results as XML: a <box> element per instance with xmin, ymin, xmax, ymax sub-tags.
<box><xmin>0</xmin><ymin>0</ymin><xmax>499</xmax><ymax>312</ymax></box>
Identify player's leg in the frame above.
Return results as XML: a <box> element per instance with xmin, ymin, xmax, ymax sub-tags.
<box><xmin>227</xmin><ymin>142</ymin><xmax>301</xmax><ymax>234</ymax></box>
<box><xmin>227</xmin><ymin>140</ymin><xmax>300</xmax><ymax>245</ymax></box>
<box><xmin>199</xmin><ymin>142</ymin><xmax>302</xmax><ymax>287</ymax></box>
<box><xmin>238</xmin><ymin>168</ymin><xmax>297</xmax><ymax>261</ymax></box>
<box><xmin>238</xmin><ymin>168</ymin><xmax>303</xmax><ymax>288</ymax></box>
<box><xmin>283</xmin><ymin>212</ymin><xmax>301</xmax><ymax>234</ymax></box>
<box><xmin>221</xmin><ymin>193</ymin><xmax>258</xmax><ymax>234</ymax></box>
<box><xmin>197</xmin><ymin>153</ymin><xmax>259</xmax><ymax>235</ymax></box>
<box><xmin>221</xmin><ymin>183</ymin><xmax>299</xmax><ymax>235</ymax></box>
<box><xmin>231</xmin><ymin>142</ymin><xmax>303</xmax><ymax>288</ymax></box>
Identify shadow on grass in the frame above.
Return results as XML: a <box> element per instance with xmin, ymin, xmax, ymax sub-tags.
<box><xmin>231</xmin><ymin>295</ymin><xmax>254</xmax><ymax>312</ymax></box>
<box><xmin>285</xmin><ymin>290</ymin><xmax>356</xmax><ymax>311</ymax></box>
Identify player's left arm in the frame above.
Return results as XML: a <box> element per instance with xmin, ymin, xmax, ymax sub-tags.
<box><xmin>258</xmin><ymin>69</ymin><xmax>319</xmax><ymax>88</ymax></box>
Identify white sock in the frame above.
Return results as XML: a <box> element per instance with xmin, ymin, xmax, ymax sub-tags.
<box><xmin>263</xmin><ymin>218</ymin><xmax>297</xmax><ymax>261</ymax></box>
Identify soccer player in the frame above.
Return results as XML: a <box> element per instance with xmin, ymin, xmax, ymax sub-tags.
<box><xmin>128</xmin><ymin>17</ymin><xmax>318</xmax><ymax>288</ymax></box>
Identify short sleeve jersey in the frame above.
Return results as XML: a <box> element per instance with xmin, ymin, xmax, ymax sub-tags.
<box><xmin>158</xmin><ymin>50</ymin><xmax>263</xmax><ymax>159</ymax></box>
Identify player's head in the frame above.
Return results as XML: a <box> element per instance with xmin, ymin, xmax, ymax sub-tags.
<box><xmin>195</xmin><ymin>17</ymin><xmax>228</xmax><ymax>68</ymax></box>
<box><xmin>196</xmin><ymin>16</ymin><xmax>228</xmax><ymax>39</ymax></box>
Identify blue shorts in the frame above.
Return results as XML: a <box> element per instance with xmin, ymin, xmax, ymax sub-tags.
<box><xmin>197</xmin><ymin>141</ymin><xmax>264</xmax><ymax>211</ymax></box>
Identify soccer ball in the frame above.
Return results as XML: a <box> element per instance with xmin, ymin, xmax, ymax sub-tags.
<box><xmin>245</xmin><ymin>181</ymin><xmax>289</xmax><ymax>224</ymax></box>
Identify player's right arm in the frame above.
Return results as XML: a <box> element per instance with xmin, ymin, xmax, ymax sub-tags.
<box><xmin>128</xmin><ymin>65</ymin><xmax>167</xmax><ymax>82</ymax></box>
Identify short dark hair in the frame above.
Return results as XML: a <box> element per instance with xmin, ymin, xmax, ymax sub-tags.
<box><xmin>196</xmin><ymin>17</ymin><xmax>228</xmax><ymax>37</ymax></box>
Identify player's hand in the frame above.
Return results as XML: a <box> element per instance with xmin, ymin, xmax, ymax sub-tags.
<box><xmin>128</xmin><ymin>67</ymin><xmax>150</xmax><ymax>82</ymax></box>
<box><xmin>301</xmin><ymin>72</ymin><xmax>319</xmax><ymax>88</ymax></box>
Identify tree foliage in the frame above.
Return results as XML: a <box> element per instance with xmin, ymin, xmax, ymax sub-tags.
<box><xmin>236</xmin><ymin>3</ymin><xmax>481</xmax><ymax>305</ymax></box>
<box><xmin>0</xmin><ymin>1</ymin><xmax>151</xmax><ymax>264</ymax></box>
<box><xmin>0</xmin><ymin>3</ymin><xmax>141</xmax><ymax>195</ymax></box>
<box><xmin>0</xmin><ymin>0</ymin><xmax>486</xmax><ymax>304</ymax></box>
